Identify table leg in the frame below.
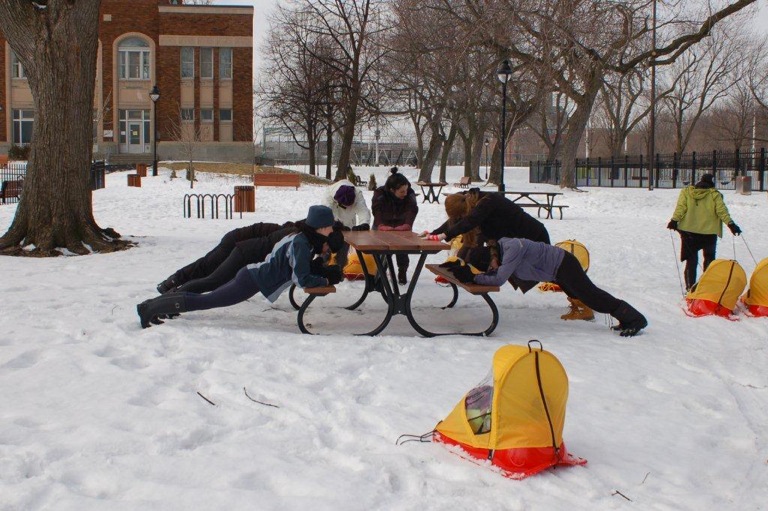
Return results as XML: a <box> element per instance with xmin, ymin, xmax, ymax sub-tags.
<box><xmin>354</xmin><ymin>252</ymin><xmax>396</xmax><ymax>336</ymax></box>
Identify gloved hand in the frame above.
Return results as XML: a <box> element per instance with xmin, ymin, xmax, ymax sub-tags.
<box><xmin>333</xmin><ymin>220</ymin><xmax>349</xmax><ymax>232</ymax></box>
<box><xmin>327</xmin><ymin>230</ymin><xmax>345</xmax><ymax>253</ymax></box>
<box><xmin>449</xmin><ymin>265</ymin><xmax>475</xmax><ymax>284</ymax></box>
<box><xmin>325</xmin><ymin>265</ymin><xmax>343</xmax><ymax>285</ymax></box>
<box><xmin>439</xmin><ymin>260</ymin><xmax>463</xmax><ymax>269</ymax></box>
<box><xmin>378</xmin><ymin>225</ymin><xmax>394</xmax><ymax>231</ymax></box>
<box><xmin>310</xmin><ymin>257</ymin><xmax>327</xmax><ymax>276</ymax></box>
<box><xmin>426</xmin><ymin>234</ymin><xmax>444</xmax><ymax>241</ymax></box>
<box><xmin>352</xmin><ymin>223</ymin><xmax>370</xmax><ymax>231</ymax></box>
<box><xmin>728</xmin><ymin>222</ymin><xmax>741</xmax><ymax>235</ymax></box>
<box><xmin>667</xmin><ymin>220</ymin><xmax>678</xmax><ymax>230</ymax></box>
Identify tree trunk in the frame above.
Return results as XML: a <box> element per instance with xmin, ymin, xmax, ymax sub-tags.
<box><xmin>325</xmin><ymin>123</ymin><xmax>333</xmax><ymax>180</ymax></box>
<box><xmin>418</xmin><ymin>124</ymin><xmax>442</xmax><ymax>182</ymax></box>
<box><xmin>0</xmin><ymin>0</ymin><xmax>129</xmax><ymax>256</ymax></box>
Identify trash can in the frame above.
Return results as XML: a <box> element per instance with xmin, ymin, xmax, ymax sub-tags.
<box><xmin>136</xmin><ymin>163</ymin><xmax>148</xmax><ymax>177</ymax></box>
<box><xmin>735</xmin><ymin>176</ymin><xmax>752</xmax><ymax>195</ymax></box>
<box><xmin>234</xmin><ymin>185</ymin><xmax>255</xmax><ymax>212</ymax></box>
<box><xmin>127</xmin><ymin>173</ymin><xmax>141</xmax><ymax>187</ymax></box>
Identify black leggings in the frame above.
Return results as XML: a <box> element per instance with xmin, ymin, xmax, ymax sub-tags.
<box><xmin>679</xmin><ymin>231</ymin><xmax>717</xmax><ymax>289</ymax></box>
<box><xmin>184</xmin><ymin>267</ymin><xmax>260</xmax><ymax>312</ymax></box>
<box><xmin>555</xmin><ymin>252</ymin><xmax>621</xmax><ymax>314</ymax></box>
<box><xmin>176</xmin><ymin>247</ymin><xmax>247</xmax><ymax>294</ymax></box>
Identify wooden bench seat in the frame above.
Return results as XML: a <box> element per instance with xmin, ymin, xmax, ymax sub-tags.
<box><xmin>303</xmin><ymin>285</ymin><xmax>336</xmax><ymax>295</ymax></box>
<box><xmin>253</xmin><ymin>173</ymin><xmax>301</xmax><ymax>189</ymax></box>
<box><xmin>425</xmin><ymin>264</ymin><xmax>500</xmax><ymax>294</ymax></box>
<box><xmin>297</xmin><ymin>284</ymin><xmax>336</xmax><ymax>334</ymax></box>
<box><xmin>1</xmin><ymin>179</ymin><xmax>24</xmax><ymax>204</ymax></box>
<box><xmin>454</xmin><ymin>176</ymin><xmax>471</xmax><ymax>188</ymax></box>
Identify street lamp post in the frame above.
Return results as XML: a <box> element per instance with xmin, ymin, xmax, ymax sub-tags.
<box><xmin>496</xmin><ymin>60</ymin><xmax>512</xmax><ymax>192</ymax></box>
<box><xmin>484</xmin><ymin>138</ymin><xmax>489</xmax><ymax>179</ymax></box>
<box><xmin>149</xmin><ymin>85</ymin><xmax>160</xmax><ymax>177</ymax></box>
<box><xmin>648</xmin><ymin>0</ymin><xmax>657</xmax><ymax>191</ymax></box>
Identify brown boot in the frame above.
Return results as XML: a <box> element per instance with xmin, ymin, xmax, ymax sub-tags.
<box><xmin>560</xmin><ymin>298</ymin><xmax>595</xmax><ymax>321</ymax></box>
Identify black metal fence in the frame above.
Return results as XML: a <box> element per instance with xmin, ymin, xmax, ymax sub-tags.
<box><xmin>0</xmin><ymin>160</ymin><xmax>117</xmax><ymax>205</ymax></box>
<box><xmin>529</xmin><ymin>148</ymin><xmax>768</xmax><ymax>191</ymax></box>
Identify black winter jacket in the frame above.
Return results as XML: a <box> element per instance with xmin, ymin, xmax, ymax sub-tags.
<box><xmin>371</xmin><ymin>187</ymin><xmax>419</xmax><ymax>229</ymax></box>
<box><xmin>433</xmin><ymin>191</ymin><xmax>550</xmax><ymax>244</ymax></box>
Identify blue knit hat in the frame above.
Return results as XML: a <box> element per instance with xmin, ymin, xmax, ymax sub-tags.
<box><xmin>306</xmin><ymin>205</ymin><xmax>335</xmax><ymax>229</ymax></box>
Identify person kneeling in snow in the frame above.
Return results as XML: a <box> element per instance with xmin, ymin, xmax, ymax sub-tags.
<box><xmin>137</xmin><ymin>205</ymin><xmax>344</xmax><ymax>329</ymax></box>
<box><xmin>445</xmin><ymin>237</ymin><xmax>648</xmax><ymax>337</ymax></box>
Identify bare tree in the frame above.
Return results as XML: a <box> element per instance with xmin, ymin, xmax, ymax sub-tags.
<box><xmin>296</xmin><ymin>0</ymin><xmax>390</xmax><ymax>181</ymax></box>
<box><xmin>256</xmin><ymin>5</ymin><xmax>340</xmax><ymax>176</ymax></box>
<box><xmin>661</xmin><ymin>27</ymin><xmax>745</xmax><ymax>154</ymax></box>
<box><xmin>709</xmin><ymin>79</ymin><xmax>755</xmax><ymax>152</ymax></box>
<box><xmin>0</xmin><ymin>0</ymin><xmax>129</xmax><ymax>255</ymax></box>
<box><xmin>166</xmin><ymin>105</ymin><xmax>206</xmax><ymax>189</ymax></box>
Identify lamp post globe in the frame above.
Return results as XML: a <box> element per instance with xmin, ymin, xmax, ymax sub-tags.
<box><xmin>149</xmin><ymin>85</ymin><xmax>160</xmax><ymax>177</ymax></box>
<box><xmin>496</xmin><ymin>60</ymin><xmax>512</xmax><ymax>192</ymax></box>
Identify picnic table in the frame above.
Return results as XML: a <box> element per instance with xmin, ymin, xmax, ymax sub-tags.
<box><xmin>503</xmin><ymin>191</ymin><xmax>566</xmax><ymax>219</ymax></box>
<box><xmin>415</xmin><ymin>181</ymin><xmax>448</xmax><ymax>204</ymax></box>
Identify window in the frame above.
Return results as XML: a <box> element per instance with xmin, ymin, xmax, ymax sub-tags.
<box><xmin>219</xmin><ymin>109</ymin><xmax>232</xmax><ymax>122</ymax></box>
<box><xmin>200</xmin><ymin>48</ymin><xmax>213</xmax><ymax>79</ymax></box>
<box><xmin>118</xmin><ymin>37</ymin><xmax>150</xmax><ymax>80</ymax></box>
<box><xmin>11</xmin><ymin>51</ymin><xmax>27</xmax><ymax>79</ymax></box>
<box><xmin>200</xmin><ymin>109</ymin><xmax>214</xmax><ymax>122</ymax></box>
<box><xmin>181</xmin><ymin>47</ymin><xmax>194</xmax><ymax>78</ymax></box>
<box><xmin>219</xmin><ymin>48</ymin><xmax>232</xmax><ymax>79</ymax></box>
<box><xmin>13</xmin><ymin>110</ymin><xmax>35</xmax><ymax>145</ymax></box>
<box><xmin>181</xmin><ymin>108</ymin><xmax>195</xmax><ymax>122</ymax></box>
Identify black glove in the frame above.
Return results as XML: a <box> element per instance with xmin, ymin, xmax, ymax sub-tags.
<box><xmin>438</xmin><ymin>260</ymin><xmax>463</xmax><ymax>269</ymax></box>
<box><xmin>333</xmin><ymin>220</ymin><xmax>350</xmax><ymax>232</ymax></box>
<box><xmin>728</xmin><ymin>222</ymin><xmax>741</xmax><ymax>235</ymax></box>
<box><xmin>310</xmin><ymin>256</ymin><xmax>327</xmax><ymax>277</ymax></box>
<box><xmin>352</xmin><ymin>223</ymin><xmax>370</xmax><ymax>231</ymax></box>
<box><xmin>667</xmin><ymin>220</ymin><xmax>678</xmax><ymax>230</ymax></box>
<box><xmin>325</xmin><ymin>265</ymin><xmax>343</xmax><ymax>285</ymax></box>
<box><xmin>449</xmin><ymin>265</ymin><xmax>475</xmax><ymax>284</ymax></box>
<box><xmin>327</xmin><ymin>230</ymin><xmax>345</xmax><ymax>253</ymax></box>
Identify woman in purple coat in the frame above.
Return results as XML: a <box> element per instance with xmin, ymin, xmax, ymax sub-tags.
<box><xmin>447</xmin><ymin>237</ymin><xmax>648</xmax><ymax>337</ymax></box>
<box><xmin>371</xmin><ymin>168</ymin><xmax>419</xmax><ymax>284</ymax></box>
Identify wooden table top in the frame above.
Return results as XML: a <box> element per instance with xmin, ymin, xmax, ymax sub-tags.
<box><xmin>343</xmin><ymin>231</ymin><xmax>451</xmax><ymax>252</ymax></box>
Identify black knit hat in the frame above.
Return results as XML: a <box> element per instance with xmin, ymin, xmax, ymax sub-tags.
<box><xmin>306</xmin><ymin>205</ymin><xmax>335</xmax><ymax>229</ymax></box>
<box><xmin>696</xmin><ymin>173</ymin><xmax>715</xmax><ymax>189</ymax></box>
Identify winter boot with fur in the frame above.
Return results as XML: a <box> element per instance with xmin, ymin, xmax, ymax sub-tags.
<box><xmin>560</xmin><ymin>297</ymin><xmax>595</xmax><ymax>321</ymax></box>
<box><xmin>610</xmin><ymin>301</ymin><xmax>648</xmax><ymax>337</ymax></box>
<box><xmin>137</xmin><ymin>293</ymin><xmax>187</xmax><ymax>329</ymax></box>
<box><xmin>397</xmin><ymin>266</ymin><xmax>408</xmax><ymax>285</ymax></box>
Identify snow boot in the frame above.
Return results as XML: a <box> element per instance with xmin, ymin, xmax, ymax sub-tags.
<box><xmin>398</xmin><ymin>266</ymin><xmax>408</xmax><ymax>285</ymax></box>
<box><xmin>610</xmin><ymin>301</ymin><xmax>648</xmax><ymax>337</ymax></box>
<box><xmin>156</xmin><ymin>275</ymin><xmax>180</xmax><ymax>294</ymax></box>
<box><xmin>137</xmin><ymin>293</ymin><xmax>187</xmax><ymax>329</ymax></box>
<box><xmin>560</xmin><ymin>298</ymin><xmax>595</xmax><ymax>321</ymax></box>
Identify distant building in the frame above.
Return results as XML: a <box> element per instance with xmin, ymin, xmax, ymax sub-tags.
<box><xmin>0</xmin><ymin>0</ymin><xmax>253</xmax><ymax>163</ymax></box>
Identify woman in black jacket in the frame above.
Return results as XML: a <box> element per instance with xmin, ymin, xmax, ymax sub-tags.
<box><xmin>371</xmin><ymin>168</ymin><xmax>419</xmax><ymax>284</ymax></box>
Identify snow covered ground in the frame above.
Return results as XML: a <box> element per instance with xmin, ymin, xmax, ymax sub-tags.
<box><xmin>1</xmin><ymin>165</ymin><xmax>766</xmax><ymax>510</ymax></box>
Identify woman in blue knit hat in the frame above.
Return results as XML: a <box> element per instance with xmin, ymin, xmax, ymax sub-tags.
<box><xmin>137</xmin><ymin>205</ymin><xmax>344</xmax><ymax>328</ymax></box>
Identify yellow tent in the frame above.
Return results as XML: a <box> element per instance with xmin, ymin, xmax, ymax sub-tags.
<box><xmin>434</xmin><ymin>342</ymin><xmax>585</xmax><ymax>479</ymax></box>
<box><xmin>686</xmin><ymin>259</ymin><xmax>746</xmax><ymax>318</ymax></box>
<box><xmin>742</xmin><ymin>257</ymin><xmax>768</xmax><ymax>317</ymax></box>
<box><xmin>539</xmin><ymin>239</ymin><xmax>590</xmax><ymax>292</ymax></box>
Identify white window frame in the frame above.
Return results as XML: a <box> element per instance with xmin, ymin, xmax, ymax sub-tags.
<box><xmin>181</xmin><ymin>47</ymin><xmax>195</xmax><ymax>79</ymax></box>
<box><xmin>200</xmin><ymin>47</ymin><xmax>214</xmax><ymax>79</ymax></box>
<box><xmin>219</xmin><ymin>108</ymin><xmax>232</xmax><ymax>122</ymax></box>
<box><xmin>12</xmin><ymin>109</ymin><xmax>35</xmax><ymax>145</ymax></box>
<box><xmin>11</xmin><ymin>51</ymin><xmax>27</xmax><ymax>79</ymax></box>
<box><xmin>181</xmin><ymin>108</ymin><xmax>195</xmax><ymax>122</ymax></box>
<box><xmin>200</xmin><ymin>109</ymin><xmax>214</xmax><ymax>122</ymax></box>
<box><xmin>219</xmin><ymin>48</ymin><xmax>232</xmax><ymax>80</ymax></box>
<box><xmin>118</xmin><ymin>38</ymin><xmax>151</xmax><ymax>80</ymax></box>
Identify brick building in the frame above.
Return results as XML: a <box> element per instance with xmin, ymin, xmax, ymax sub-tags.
<box><xmin>0</xmin><ymin>0</ymin><xmax>254</xmax><ymax>163</ymax></box>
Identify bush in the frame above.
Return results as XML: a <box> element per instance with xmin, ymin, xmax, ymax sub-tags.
<box><xmin>368</xmin><ymin>174</ymin><xmax>377</xmax><ymax>191</ymax></box>
<box><xmin>8</xmin><ymin>144</ymin><xmax>30</xmax><ymax>161</ymax></box>
<box><xmin>346</xmin><ymin>167</ymin><xmax>357</xmax><ymax>184</ymax></box>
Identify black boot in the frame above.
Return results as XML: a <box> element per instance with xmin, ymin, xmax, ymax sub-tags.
<box><xmin>156</xmin><ymin>275</ymin><xmax>180</xmax><ymax>294</ymax></box>
<box><xmin>398</xmin><ymin>267</ymin><xmax>408</xmax><ymax>285</ymax></box>
<box><xmin>610</xmin><ymin>301</ymin><xmax>648</xmax><ymax>337</ymax></box>
<box><xmin>137</xmin><ymin>293</ymin><xmax>187</xmax><ymax>329</ymax></box>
